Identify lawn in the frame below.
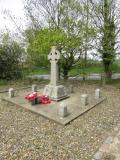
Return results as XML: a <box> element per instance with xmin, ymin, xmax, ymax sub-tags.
<box><xmin>1</xmin><ymin>61</ymin><xmax>120</xmax><ymax>89</ymax></box>
<box><xmin>28</xmin><ymin>67</ymin><xmax>50</xmax><ymax>75</ymax></box>
<box><xmin>27</xmin><ymin>61</ymin><xmax>120</xmax><ymax>76</ymax></box>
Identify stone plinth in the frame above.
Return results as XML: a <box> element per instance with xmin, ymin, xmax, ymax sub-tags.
<box><xmin>43</xmin><ymin>85</ymin><xmax>68</xmax><ymax>101</ymax></box>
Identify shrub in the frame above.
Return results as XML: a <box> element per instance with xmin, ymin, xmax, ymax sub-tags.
<box><xmin>0</xmin><ymin>36</ymin><xmax>24</xmax><ymax>80</ymax></box>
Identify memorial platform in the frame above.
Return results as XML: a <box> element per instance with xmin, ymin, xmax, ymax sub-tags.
<box><xmin>0</xmin><ymin>89</ymin><xmax>106</xmax><ymax>125</ymax></box>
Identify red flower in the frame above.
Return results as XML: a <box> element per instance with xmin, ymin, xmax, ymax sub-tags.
<box><xmin>25</xmin><ymin>92</ymin><xmax>38</xmax><ymax>101</ymax></box>
<box><xmin>40</xmin><ymin>95</ymin><xmax>51</xmax><ymax>104</ymax></box>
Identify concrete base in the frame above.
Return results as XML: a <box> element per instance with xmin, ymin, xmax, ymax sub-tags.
<box><xmin>43</xmin><ymin>85</ymin><xmax>68</xmax><ymax>101</ymax></box>
<box><xmin>0</xmin><ymin>90</ymin><xmax>106</xmax><ymax>125</ymax></box>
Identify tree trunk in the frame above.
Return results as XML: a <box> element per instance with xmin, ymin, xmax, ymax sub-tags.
<box><xmin>63</xmin><ymin>68</ymin><xmax>69</xmax><ymax>80</ymax></box>
<box><xmin>58</xmin><ymin>64</ymin><xmax>61</xmax><ymax>80</ymax></box>
<box><xmin>104</xmin><ymin>63</ymin><xmax>112</xmax><ymax>82</ymax></box>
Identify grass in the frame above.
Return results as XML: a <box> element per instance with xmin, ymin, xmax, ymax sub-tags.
<box><xmin>69</xmin><ymin>66</ymin><xmax>104</xmax><ymax>76</ymax></box>
<box><xmin>28</xmin><ymin>67</ymin><xmax>50</xmax><ymax>75</ymax></box>
<box><xmin>106</xmin><ymin>79</ymin><xmax>120</xmax><ymax>88</ymax></box>
<box><xmin>112</xmin><ymin>61</ymin><xmax>120</xmax><ymax>73</ymax></box>
<box><xmin>27</xmin><ymin>65</ymin><xmax>104</xmax><ymax>76</ymax></box>
<box><xmin>70</xmin><ymin>61</ymin><xmax>120</xmax><ymax>76</ymax></box>
<box><xmin>0</xmin><ymin>80</ymin><xmax>8</xmax><ymax>86</ymax></box>
<box><xmin>27</xmin><ymin>61</ymin><xmax>120</xmax><ymax>76</ymax></box>
<box><xmin>1</xmin><ymin>61</ymin><xmax>120</xmax><ymax>88</ymax></box>
<box><xmin>0</xmin><ymin>78</ymin><xmax>120</xmax><ymax>90</ymax></box>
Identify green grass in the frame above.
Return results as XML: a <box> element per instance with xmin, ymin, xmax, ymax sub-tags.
<box><xmin>1</xmin><ymin>61</ymin><xmax>120</xmax><ymax>88</ymax></box>
<box><xmin>0</xmin><ymin>80</ymin><xmax>8</xmax><ymax>86</ymax></box>
<box><xmin>106</xmin><ymin>79</ymin><xmax>120</xmax><ymax>88</ymax></box>
<box><xmin>70</xmin><ymin>61</ymin><xmax>120</xmax><ymax>76</ymax></box>
<box><xmin>28</xmin><ymin>68</ymin><xmax>50</xmax><ymax>75</ymax></box>
<box><xmin>26</xmin><ymin>61</ymin><xmax>120</xmax><ymax>76</ymax></box>
<box><xmin>69</xmin><ymin>66</ymin><xmax>104</xmax><ymax>76</ymax></box>
<box><xmin>0</xmin><ymin>80</ymin><xmax>24</xmax><ymax>87</ymax></box>
<box><xmin>112</xmin><ymin>61</ymin><xmax>120</xmax><ymax>73</ymax></box>
<box><xmin>27</xmin><ymin>65</ymin><xmax>104</xmax><ymax>76</ymax></box>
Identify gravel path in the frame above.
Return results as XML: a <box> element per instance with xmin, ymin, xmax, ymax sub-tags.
<box><xmin>0</xmin><ymin>83</ymin><xmax>120</xmax><ymax>160</ymax></box>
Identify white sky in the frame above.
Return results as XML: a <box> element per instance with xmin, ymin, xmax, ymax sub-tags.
<box><xmin>0</xmin><ymin>0</ymin><xmax>25</xmax><ymax>32</ymax></box>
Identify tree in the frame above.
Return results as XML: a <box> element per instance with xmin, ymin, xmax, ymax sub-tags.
<box><xmin>25</xmin><ymin>28</ymin><xmax>82</xmax><ymax>79</ymax></box>
<box><xmin>0</xmin><ymin>33</ymin><xmax>24</xmax><ymax>80</ymax></box>
<box><xmin>25</xmin><ymin>0</ymin><xmax>96</xmax><ymax>79</ymax></box>
<box><xmin>101</xmin><ymin>0</ymin><xmax>116</xmax><ymax>79</ymax></box>
<box><xmin>90</xmin><ymin>0</ymin><xmax>119</xmax><ymax>80</ymax></box>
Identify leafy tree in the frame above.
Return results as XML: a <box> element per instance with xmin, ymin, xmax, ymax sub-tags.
<box><xmin>90</xmin><ymin>0</ymin><xmax>119</xmax><ymax>80</ymax></box>
<box><xmin>25</xmin><ymin>0</ymin><xmax>96</xmax><ymax>79</ymax></box>
<box><xmin>101</xmin><ymin>0</ymin><xmax>116</xmax><ymax>79</ymax></box>
<box><xmin>26</xmin><ymin>28</ymin><xmax>82</xmax><ymax>79</ymax></box>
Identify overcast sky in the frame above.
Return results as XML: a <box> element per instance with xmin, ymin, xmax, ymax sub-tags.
<box><xmin>0</xmin><ymin>0</ymin><xmax>25</xmax><ymax>32</ymax></box>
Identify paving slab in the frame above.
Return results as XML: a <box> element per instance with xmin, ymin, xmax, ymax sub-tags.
<box><xmin>0</xmin><ymin>90</ymin><xmax>106</xmax><ymax>125</ymax></box>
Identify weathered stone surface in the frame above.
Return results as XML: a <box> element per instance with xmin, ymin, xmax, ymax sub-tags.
<box><xmin>93</xmin><ymin>151</ymin><xmax>103</xmax><ymax>160</ymax></box>
<box><xmin>48</xmin><ymin>46</ymin><xmax>60</xmax><ymax>86</ymax></box>
<box><xmin>105</xmin><ymin>136</ymin><xmax>113</xmax><ymax>144</ymax></box>
<box><xmin>43</xmin><ymin>85</ymin><xmax>68</xmax><ymax>101</ymax></box>
<box><xmin>43</xmin><ymin>46</ymin><xmax>68</xmax><ymax>101</ymax></box>
<box><xmin>59</xmin><ymin>102</ymin><xmax>68</xmax><ymax>118</ymax></box>
<box><xmin>81</xmin><ymin>94</ymin><xmax>88</xmax><ymax>106</ymax></box>
<box><xmin>1</xmin><ymin>90</ymin><xmax>105</xmax><ymax>125</ymax></box>
<box><xmin>93</xmin><ymin>125</ymin><xmax>120</xmax><ymax>160</ymax></box>
<box><xmin>95</xmin><ymin>89</ymin><xmax>101</xmax><ymax>99</ymax></box>
<box><xmin>9</xmin><ymin>88</ymin><xmax>14</xmax><ymax>98</ymax></box>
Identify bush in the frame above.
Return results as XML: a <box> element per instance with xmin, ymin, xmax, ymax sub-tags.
<box><xmin>0</xmin><ymin>36</ymin><xmax>24</xmax><ymax>80</ymax></box>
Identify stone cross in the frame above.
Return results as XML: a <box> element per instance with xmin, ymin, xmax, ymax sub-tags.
<box><xmin>43</xmin><ymin>46</ymin><xmax>68</xmax><ymax>101</ymax></box>
<box><xmin>48</xmin><ymin>46</ymin><xmax>60</xmax><ymax>86</ymax></box>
